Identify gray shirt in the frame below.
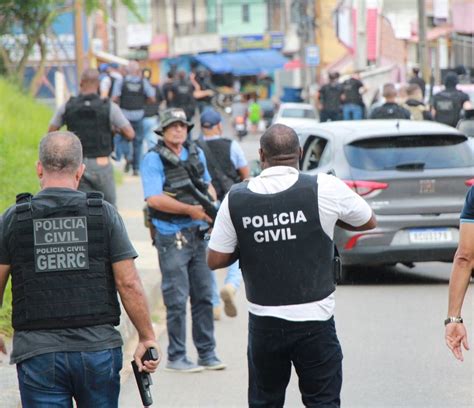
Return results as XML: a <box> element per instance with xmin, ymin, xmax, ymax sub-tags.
<box><xmin>49</xmin><ymin>97</ymin><xmax>130</xmax><ymax>130</ymax></box>
<box><xmin>0</xmin><ymin>188</ymin><xmax>138</xmax><ymax>364</ymax></box>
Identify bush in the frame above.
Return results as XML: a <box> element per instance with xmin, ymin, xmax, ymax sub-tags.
<box><xmin>0</xmin><ymin>77</ymin><xmax>52</xmax><ymax>335</ymax></box>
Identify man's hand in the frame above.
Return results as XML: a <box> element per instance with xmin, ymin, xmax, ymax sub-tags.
<box><xmin>445</xmin><ymin>323</ymin><xmax>470</xmax><ymax>361</ymax></box>
<box><xmin>0</xmin><ymin>336</ymin><xmax>6</xmax><ymax>354</ymax></box>
<box><xmin>134</xmin><ymin>340</ymin><xmax>161</xmax><ymax>373</ymax></box>
<box><xmin>187</xmin><ymin>205</ymin><xmax>212</xmax><ymax>224</ymax></box>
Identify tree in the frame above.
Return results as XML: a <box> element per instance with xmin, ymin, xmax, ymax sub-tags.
<box><xmin>0</xmin><ymin>0</ymin><xmax>140</xmax><ymax>94</ymax></box>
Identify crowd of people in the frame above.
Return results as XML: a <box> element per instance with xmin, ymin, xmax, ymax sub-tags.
<box><xmin>0</xmin><ymin>59</ymin><xmax>473</xmax><ymax>407</ymax></box>
<box><xmin>316</xmin><ymin>67</ymin><xmax>472</xmax><ymax>126</ymax></box>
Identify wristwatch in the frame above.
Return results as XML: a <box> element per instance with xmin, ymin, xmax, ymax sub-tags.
<box><xmin>444</xmin><ymin>316</ymin><xmax>463</xmax><ymax>326</ymax></box>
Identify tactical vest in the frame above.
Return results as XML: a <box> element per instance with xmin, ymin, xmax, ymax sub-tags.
<box><xmin>64</xmin><ymin>94</ymin><xmax>113</xmax><ymax>158</ymax></box>
<box><xmin>197</xmin><ymin>138</ymin><xmax>240</xmax><ymax>201</ymax></box>
<box><xmin>228</xmin><ymin>174</ymin><xmax>335</xmax><ymax>306</ymax></box>
<box><xmin>433</xmin><ymin>90</ymin><xmax>462</xmax><ymax>127</ymax></box>
<box><xmin>371</xmin><ymin>103</ymin><xmax>410</xmax><ymax>120</ymax></box>
<box><xmin>144</xmin><ymin>85</ymin><xmax>161</xmax><ymax>117</ymax></box>
<box><xmin>120</xmin><ymin>79</ymin><xmax>146</xmax><ymax>110</ymax></box>
<box><xmin>10</xmin><ymin>192</ymin><xmax>121</xmax><ymax>331</ymax></box>
<box><xmin>148</xmin><ymin>140</ymin><xmax>206</xmax><ymax>221</ymax></box>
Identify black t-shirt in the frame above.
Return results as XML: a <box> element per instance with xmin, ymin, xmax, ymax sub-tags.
<box><xmin>461</xmin><ymin>186</ymin><xmax>474</xmax><ymax>221</ymax></box>
<box><xmin>0</xmin><ymin>188</ymin><xmax>138</xmax><ymax>364</ymax></box>
<box><xmin>370</xmin><ymin>102</ymin><xmax>411</xmax><ymax>120</ymax></box>
<box><xmin>319</xmin><ymin>83</ymin><xmax>343</xmax><ymax>111</ymax></box>
<box><xmin>342</xmin><ymin>78</ymin><xmax>364</xmax><ymax>105</ymax></box>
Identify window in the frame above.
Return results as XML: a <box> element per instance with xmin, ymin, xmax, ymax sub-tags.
<box><xmin>301</xmin><ymin>137</ymin><xmax>329</xmax><ymax>171</ymax></box>
<box><xmin>242</xmin><ymin>4</ymin><xmax>249</xmax><ymax>23</ymax></box>
<box><xmin>344</xmin><ymin>135</ymin><xmax>471</xmax><ymax>170</ymax></box>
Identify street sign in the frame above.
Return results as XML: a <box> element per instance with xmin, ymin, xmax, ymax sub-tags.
<box><xmin>305</xmin><ymin>45</ymin><xmax>320</xmax><ymax>67</ymax></box>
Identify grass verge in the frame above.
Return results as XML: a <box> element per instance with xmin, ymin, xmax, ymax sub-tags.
<box><xmin>0</xmin><ymin>77</ymin><xmax>52</xmax><ymax>335</ymax></box>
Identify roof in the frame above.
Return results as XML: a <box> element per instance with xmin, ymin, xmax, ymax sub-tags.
<box><xmin>279</xmin><ymin>103</ymin><xmax>315</xmax><ymax>110</ymax></box>
<box><xmin>296</xmin><ymin>120</ymin><xmax>464</xmax><ymax>143</ymax></box>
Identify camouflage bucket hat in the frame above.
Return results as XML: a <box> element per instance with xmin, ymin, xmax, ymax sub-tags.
<box><xmin>155</xmin><ymin>108</ymin><xmax>194</xmax><ymax>135</ymax></box>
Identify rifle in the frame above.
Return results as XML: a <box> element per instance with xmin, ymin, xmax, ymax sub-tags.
<box><xmin>170</xmin><ymin>178</ymin><xmax>218</xmax><ymax>222</ymax></box>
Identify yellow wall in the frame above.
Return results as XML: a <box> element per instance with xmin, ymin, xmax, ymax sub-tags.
<box><xmin>315</xmin><ymin>0</ymin><xmax>348</xmax><ymax>68</ymax></box>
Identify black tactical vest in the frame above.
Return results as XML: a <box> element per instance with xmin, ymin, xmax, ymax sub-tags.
<box><xmin>10</xmin><ymin>192</ymin><xmax>121</xmax><ymax>331</ymax></box>
<box><xmin>433</xmin><ymin>89</ymin><xmax>463</xmax><ymax>127</ymax></box>
<box><xmin>197</xmin><ymin>138</ymin><xmax>240</xmax><ymax>201</ymax></box>
<box><xmin>120</xmin><ymin>79</ymin><xmax>146</xmax><ymax>110</ymax></box>
<box><xmin>228</xmin><ymin>174</ymin><xmax>335</xmax><ymax>306</ymax></box>
<box><xmin>64</xmin><ymin>94</ymin><xmax>112</xmax><ymax>158</ymax></box>
<box><xmin>148</xmin><ymin>140</ymin><xmax>206</xmax><ymax>221</ymax></box>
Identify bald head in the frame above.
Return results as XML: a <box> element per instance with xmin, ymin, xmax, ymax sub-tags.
<box><xmin>127</xmin><ymin>60</ymin><xmax>141</xmax><ymax>76</ymax></box>
<box><xmin>259</xmin><ymin>124</ymin><xmax>301</xmax><ymax>168</ymax></box>
<box><xmin>79</xmin><ymin>68</ymin><xmax>100</xmax><ymax>93</ymax></box>
<box><xmin>39</xmin><ymin>131</ymin><xmax>83</xmax><ymax>175</ymax></box>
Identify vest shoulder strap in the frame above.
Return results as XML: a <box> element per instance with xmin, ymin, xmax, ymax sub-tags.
<box><xmin>86</xmin><ymin>191</ymin><xmax>104</xmax><ymax>216</ymax></box>
<box><xmin>15</xmin><ymin>193</ymin><xmax>33</xmax><ymax>220</ymax></box>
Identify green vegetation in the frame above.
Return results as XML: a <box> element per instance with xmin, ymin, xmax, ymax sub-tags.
<box><xmin>0</xmin><ymin>77</ymin><xmax>52</xmax><ymax>335</ymax></box>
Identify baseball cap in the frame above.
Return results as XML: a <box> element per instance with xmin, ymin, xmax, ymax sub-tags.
<box><xmin>99</xmin><ymin>63</ymin><xmax>109</xmax><ymax>73</ymax></box>
<box><xmin>155</xmin><ymin>108</ymin><xmax>194</xmax><ymax>135</ymax></box>
<box><xmin>200</xmin><ymin>108</ymin><xmax>221</xmax><ymax>129</ymax></box>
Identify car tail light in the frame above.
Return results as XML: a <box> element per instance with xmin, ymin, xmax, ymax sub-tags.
<box><xmin>465</xmin><ymin>178</ymin><xmax>474</xmax><ymax>187</ymax></box>
<box><xmin>343</xmin><ymin>180</ymin><xmax>389</xmax><ymax>197</ymax></box>
<box><xmin>344</xmin><ymin>233</ymin><xmax>384</xmax><ymax>250</ymax></box>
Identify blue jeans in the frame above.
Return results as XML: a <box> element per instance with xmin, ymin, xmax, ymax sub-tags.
<box><xmin>130</xmin><ymin>119</ymin><xmax>145</xmax><ymax>171</ymax></box>
<box><xmin>113</xmin><ymin>134</ymin><xmax>131</xmax><ymax>162</ymax></box>
<box><xmin>211</xmin><ymin>260</ymin><xmax>242</xmax><ymax>306</ymax></box>
<box><xmin>342</xmin><ymin>103</ymin><xmax>363</xmax><ymax>120</ymax></box>
<box><xmin>143</xmin><ymin>115</ymin><xmax>159</xmax><ymax>151</ymax></box>
<box><xmin>154</xmin><ymin>228</ymin><xmax>216</xmax><ymax>362</ymax></box>
<box><xmin>17</xmin><ymin>348</ymin><xmax>122</xmax><ymax>408</ymax></box>
<box><xmin>248</xmin><ymin>315</ymin><xmax>342</xmax><ymax>407</ymax></box>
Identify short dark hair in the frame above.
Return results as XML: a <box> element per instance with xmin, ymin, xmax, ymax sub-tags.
<box><xmin>260</xmin><ymin>124</ymin><xmax>300</xmax><ymax>166</ymax></box>
<box><xmin>39</xmin><ymin>131</ymin><xmax>83</xmax><ymax>174</ymax></box>
<box><xmin>406</xmin><ymin>83</ymin><xmax>421</xmax><ymax>97</ymax></box>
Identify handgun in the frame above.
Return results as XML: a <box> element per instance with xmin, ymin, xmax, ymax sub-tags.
<box><xmin>132</xmin><ymin>347</ymin><xmax>159</xmax><ymax>407</ymax></box>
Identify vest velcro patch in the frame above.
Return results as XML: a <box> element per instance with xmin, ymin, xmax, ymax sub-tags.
<box><xmin>33</xmin><ymin>216</ymin><xmax>89</xmax><ymax>272</ymax></box>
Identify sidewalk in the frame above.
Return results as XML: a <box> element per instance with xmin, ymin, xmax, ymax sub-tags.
<box><xmin>0</xmin><ymin>174</ymin><xmax>162</xmax><ymax>407</ymax></box>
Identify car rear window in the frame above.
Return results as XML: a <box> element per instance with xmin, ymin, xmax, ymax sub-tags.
<box><xmin>281</xmin><ymin>108</ymin><xmax>316</xmax><ymax>119</ymax></box>
<box><xmin>344</xmin><ymin>134</ymin><xmax>472</xmax><ymax>170</ymax></box>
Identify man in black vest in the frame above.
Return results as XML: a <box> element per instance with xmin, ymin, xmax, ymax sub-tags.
<box><xmin>369</xmin><ymin>83</ymin><xmax>411</xmax><ymax>120</ymax></box>
<box><xmin>0</xmin><ymin>131</ymin><xmax>159</xmax><ymax>407</ymax></box>
<box><xmin>141</xmin><ymin>108</ymin><xmax>225</xmax><ymax>373</ymax></box>
<box><xmin>207</xmin><ymin>124</ymin><xmax>376</xmax><ymax>407</ymax></box>
<box><xmin>48</xmin><ymin>68</ymin><xmax>135</xmax><ymax>207</ymax></box>
<box><xmin>169</xmin><ymin>71</ymin><xmax>196</xmax><ymax>122</ymax></box>
<box><xmin>112</xmin><ymin>61</ymin><xmax>156</xmax><ymax>176</ymax></box>
<box><xmin>197</xmin><ymin>108</ymin><xmax>249</xmax><ymax>320</ymax></box>
<box><xmin>432</xmin><ymin>72</ymin><xmax>471</xmax><ymax>127</ymax></box>
<box><xmin>317</xmin><ymin>71</ymin><xmax>343</xmax><ymax>122</ymax></box>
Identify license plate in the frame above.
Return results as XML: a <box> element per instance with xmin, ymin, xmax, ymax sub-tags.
<box><xmin>408</xmin><ymin>228</ymin><xmax>453</xmax><ymax>243</ymax></box>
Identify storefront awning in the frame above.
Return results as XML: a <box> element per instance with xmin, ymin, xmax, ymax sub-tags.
<box><xmin>194</xmin><ymin>50</ymin><xmax>287</xmax><ymax>76</ymax></box>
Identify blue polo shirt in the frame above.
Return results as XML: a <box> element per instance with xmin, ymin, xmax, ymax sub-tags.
<box><xmin>141</xmin><ymin>146</ymin><xmax>212</xmax><ymax>235</ymax></box>
<box><xmin>460</xmin><ymin>186</ymin><xmax>474</xmax><ymax>223</ymax></box>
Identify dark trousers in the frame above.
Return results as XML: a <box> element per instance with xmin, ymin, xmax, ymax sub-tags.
<box><xmin>154</xmin><ymin>227</ymin><xmax>216</xmax><ymax>362</ymax></box>
<box><xmin>248</xmin><ymin>314</ymin><xmax>343</xmax><ymax>408</ymax></box>
<box><xmin>320</xmin><ymin>109</ymin><xmax>342</xmax><ymax>122</ymax></box>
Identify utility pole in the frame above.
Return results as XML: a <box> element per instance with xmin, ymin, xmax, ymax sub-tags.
<box><xmin>417</xmin><ymin>0</ymin><xmax>429</xmax><ymax>83</ymax></box>
<box><xmin>356</xmin><ymin>0</ymin><xmax>367</xmax><ymax>71</ymax></box>
<box><xmin>74</xmin><ymin>0</ymin><xmax>84</xmax><ymax>88</ymax></box>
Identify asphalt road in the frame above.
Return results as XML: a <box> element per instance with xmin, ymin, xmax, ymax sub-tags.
<box><xmin>120</xmin><ymin>115</ymin><xmax>473</xmax><ymax>407</ymax></box>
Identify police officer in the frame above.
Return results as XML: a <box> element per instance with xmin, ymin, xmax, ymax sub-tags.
<box><xmin>341</xmin><ymin>72</ymin><xmax>366</xmax><ymax>120</ymax></box>
<box><xmin>169</xmin><ymin>71</ymin><xmax>196</xmax><ymax>121</ymax></box>
<box><xmin>197</xmin><ymin>108</ymin><xmax>250</xmax><ymax>320</ymax></box>
<box><xmin>49</xmin><ymin>68</ymin><xmax>135</xmax><ymax>207</ymax></box>
<box><xmin>190</xmin><ymin>68</ymin><xmax>215</xmax><ymax>113</ymax></box>
<box><xmin>142</xmin><ymin>68</ymin><xmax>164</xmax><ymax>150</ymax></box>
<box><xmin>370</xmin><ymin>83</ymin><xmax>411</xmax><ymax>120</ymax></box>
<box><xmin>317</xmin><ymin>71</ymin><xmax>343</xmax><ymax>122</ymax></box>
<box><xmin>445</xmin><ymin>185</ymin><xmax>474</xmax><ymax>362</ymax></box>
<box><xmin>0</xmin><ymin>131</ymin><xmax>160</xmax><ymax>406</ymax></box>
<box><xmin>112</xmin><ymin>61</ymin><xmax>156</xmax><ymax>175</ymax></box>
<box><xmin>207</xmin><ymin>124</ymin><xmax>376</xmax><ymax>407</ymax></box>
<box><xmin>140</xmin><ymin>108</ymin><xmax>225</xmax><ymax>372</ymax></box>
<box><xmin>432</xmin><ymin>72</ymin><xmax>471</xmax><ymax>127</ymax></box>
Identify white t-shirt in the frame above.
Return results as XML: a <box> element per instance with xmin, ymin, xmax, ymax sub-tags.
<box><xmin>208</xmin><ymin>166</ymin><xmax>373</xmax><ymax>321</ymax></box>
